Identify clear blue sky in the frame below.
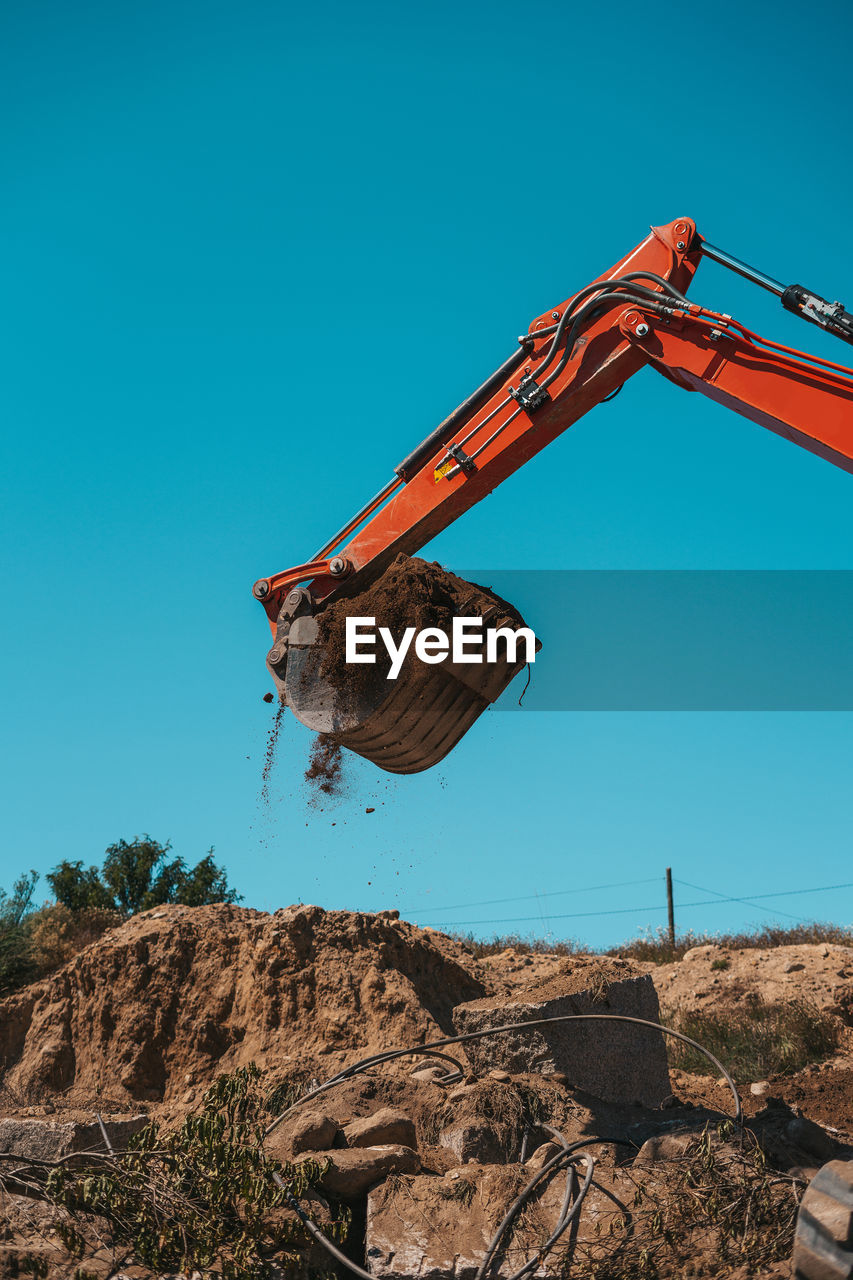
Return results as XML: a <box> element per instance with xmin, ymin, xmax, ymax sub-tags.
<box><xmin>2</xmin><ymin>0</ymin><xmax>853</xmax><ymax>948</ymax></box>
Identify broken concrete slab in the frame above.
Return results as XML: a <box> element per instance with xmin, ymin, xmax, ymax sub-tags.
<box><xmin>0</xmin><ymin>1115</ymin><xmax>148</xmax><ymax>1163</ymax></box>
<box><xmin>453</xmin><ymin>964</ymin><xmax>670</xmax><ymax>1107</ymax></box>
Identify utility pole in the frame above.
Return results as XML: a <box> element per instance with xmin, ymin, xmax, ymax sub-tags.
<box><xmin>665</xmin><ymin>867</ymin><xmax>675</xmax><ymax>950</ymax></box>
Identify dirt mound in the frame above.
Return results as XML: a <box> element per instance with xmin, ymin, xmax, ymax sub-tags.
<box><xmin>650</xmin><ymin>941</ymin><xmax>853</xmax><ymax>1023</ymax></box>
<box><xmin>0</xmin><ymin>904</ymin><xmax>486</xmax><ymax>1108</ymax></box>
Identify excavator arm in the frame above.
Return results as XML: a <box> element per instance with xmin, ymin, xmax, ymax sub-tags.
<box><xmin>255</xmin><ymin>216</ymin><xmax>853</xmax><ymax>773</ymax></box>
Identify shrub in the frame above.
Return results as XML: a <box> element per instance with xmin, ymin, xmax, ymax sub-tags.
<box><xmin>44</xmin><ymin>1064</ymin><xmax>347</xmax><ymax>1278</ymax></box>
<box><xmin>667</xmin><ymin>997</ymin><xmax>840</xmax><ymax>1079</ymax></box>
<box><xmin>27</xmin><ymin>903</ymin><xmax>122</xmax><ymax>973</ymax></box>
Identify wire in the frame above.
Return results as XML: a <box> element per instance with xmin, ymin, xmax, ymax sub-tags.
<box><xmin>687</xmin><ymin>879</ymin><xmax>853</xmax><ymax>904</ymax></box>
<box><xmin>674</xmin><ymin>877</ymin><xmax>808</xmax><ymax>924</ymax></box>
<box><xmin>424</xmin><ymin>900</ymin><xmax>711</xmax><ymax>927</ymax></box>
<box><xmin>422</xmin><ymin>879</ymin><xmax>853</xmax><ymax>929</ymax></box>
<box><xmin>398</xmin><ymin>876</ymin><xmax>661</xmax><ymax>916</ymax></box>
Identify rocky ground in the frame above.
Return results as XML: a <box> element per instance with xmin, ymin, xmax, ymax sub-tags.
<box><xmin>1</xmin><ymin>904</ymin><xmax>851</xmax><ymax>1278</ymax></box>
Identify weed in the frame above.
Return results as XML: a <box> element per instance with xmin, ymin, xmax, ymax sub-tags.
<box><xmin>666</xmin><ymin>998</ymin><xmax>839</xmax><ymax>1079</ymax></box>
<box><xmin>609</xmin><ymin>921</ymin><xmax>853</xmax><ymax>965</ymax></box>
<box><xmin>449</xmin><ymin>932</ymin><xmax>584</xmax><ymax>958</ymax></box>
<box><xmin>38</xmin><ymin>1064</ymin><xmax>346</xmax><ymax>1279</ymax></box>
<box><xmin>438</xmin><ymin>1177</ymin><xmax>477</xmax><ymax>1206</ymax></box>
<box><xmin>569</xmin><ymin>1125</ymin><xmax>800</xmax><ymax>1279</ymax></box>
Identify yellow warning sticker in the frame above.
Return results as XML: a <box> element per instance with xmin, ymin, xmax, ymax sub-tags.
<box><xmin>433</xmin><ymin>460</ymin><xmax>454</xmax><ymax>483</ymax></box>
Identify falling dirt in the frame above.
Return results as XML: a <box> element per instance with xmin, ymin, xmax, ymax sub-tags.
<box><xmin>304</xmin><ymin>734</ymin><xmax>347</xmax><ymax>800</ymax></box>
<box><xmin>259</xmin><ymin>699</ymin><xmax>286</xmax><ymax>808</ymax></box>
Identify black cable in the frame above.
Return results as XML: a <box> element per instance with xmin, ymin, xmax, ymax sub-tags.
<box><xmin>540</xmin><ymin>290</ymin><xmax>678</xmax><ymax>391</ymax></box>
<box><xmin>619</xmin><ymin>269</ymin><xmax>690</xmax><ymax>303</ymax></box>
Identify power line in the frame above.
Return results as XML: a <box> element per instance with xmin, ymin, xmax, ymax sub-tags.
<box><xmin>423</xmin><ymin>881</ymin><xmax>853</xmax><ymax>929</ymax></box>
<box><xmin>398</xmin><ymin>876</ymin><xmax>661</xmax><ymax>915</ymax></box>
<box><xmin>423</xmin><ymin>899</ymin><xmax>716</xmax><ymax>928</ymax></box>
<box><xmin>694</xmin><ymin>879</ymin><xmax>853</xmax><ymax>903</ymax></box>
<box><xmin>674</xmin><ymin>877</ymin><xmax>807</xmax><ymax>924</ymax></box>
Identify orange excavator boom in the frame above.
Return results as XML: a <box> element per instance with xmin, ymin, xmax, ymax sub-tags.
<box><xmin>255</xmin><ymin>217</ymin><xmax>853</xmax><ymax>772</ymax></box>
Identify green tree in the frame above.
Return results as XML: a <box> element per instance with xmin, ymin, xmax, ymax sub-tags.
<box><xmin>0</xmin><ymin>870</ymin><xmax>39</xmax><ymax>993</ymax></box>
<box><xmin>45</xmin><ymin>861</ymin><xmax>115</xmax><ymax>912</ymax></box>
<box><xmin>48</xmin><ymin>837</ymin><xmax>241</xmax><ymax>918</ymax></box>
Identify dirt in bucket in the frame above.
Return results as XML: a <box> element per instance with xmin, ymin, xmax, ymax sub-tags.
<box><xmin>310</xmin><ymin>553</ymin><xmax>528</xmax><ymax>709</ymax></box>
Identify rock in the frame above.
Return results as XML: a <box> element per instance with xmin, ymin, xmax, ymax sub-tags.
<box><xmin>487</xmin><ymin>1069</ymin><xmax>511</xmax><ymax>1083</ymax></box>
<box><xmin>344</xmin><ymin>1108</ymin><xmax>416</xmax><ymax>1150</ymax></box>
<box><xmin>301</xmin><ymin>1144</ymin><xmax>420</xmax><ymax>1199</ymax></box>
<box><xmin>525</xmin><ymin>1140</ymin><xmax>561</xmax><ymax>1169</ymax></box>
<box><xmin>0</xmin><ymin>1115</ymin><xmax>147</xmax><ymax>1163</ymax></box>
<box><xmin>366</xmin><ymin>1164</ymin><xmax>635</xmax><ymax>1278</ymax></box>
<box><xmin>439</xmin><ymin>1122</ymin><xmax>503</xmax><ymax>1165</ymax></box>
<box><xmin>784</xmin><ymin>961</ymin><xmax>805</xmax><ymax>974</ymax></box>
<box><xmin>750</xmin><ymin>1081</ymin><xmax>771</xmax><ymax>1097</ymax></box>
<box><xmin>270</xmin><ymin>1110</ymin><xmax>339</xmax><ymax>1156</ymax></box>
<box><xmin>453</xmin><ymin>966</ymin><xmax>670</xmax><ymax>1107</ymax></box>
<box><xmin>410</xmin><ymin>1066</ymin><xmax>447</xmax><ymax>1084</ymax></box>
<box><xmin>786</xmin><ymin>1116</ymin><xmax>836</xmax><ymax>1163</ymax></box>
<box><xmin>634</xmin><ymin>1132</ymin><xmax>694</xmax><ymax>1165</ymax></box>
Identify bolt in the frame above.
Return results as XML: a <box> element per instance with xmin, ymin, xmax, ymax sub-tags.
<box><xmin>253</xmin><ymin>580</ymin><xmax>270</xmax><ymax>599</ymax></box>
<box><xmin>635</xmin><ymin>323</ymin><xmax>650</xmax><ymax>337</ymax></box>
<box><xmin>329</xmin><ymin>557</ymin><xmax>348</xmax><ymax>576</ymax></box>
<box><xmin>551</xmin><ymin>311</ymin><xmax>560</xmax><ymax>320</ymax></box>
<box><xmin>676</xmin><ymin>240</ymin><xmax>686</xmax><ymax>250</ymax></box>
<box><xmin>268</xmin><ymin>646</ymin><xmax>285</xmax><ymax>665</ymax></box>
<box><xmin>675</xmin><ymin>222</ymin><xmax>687</xmax><ymax>234</ymax></box>
<box><xmin>286</xmin><ymin>590</ymin><xmax>302</xmax><ymax>606</ymax></box>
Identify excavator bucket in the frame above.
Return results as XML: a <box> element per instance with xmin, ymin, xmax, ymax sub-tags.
<box><xmin>266</xmin><ymin>558</ymin><xmax>535</xmax><ymax>774</ymax></box>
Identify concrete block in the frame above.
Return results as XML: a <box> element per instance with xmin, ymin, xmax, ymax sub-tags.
<box><xmin>452</xmin><ymin>968</ymin><xmax>670</xmax><ymax>1107</ymax></box>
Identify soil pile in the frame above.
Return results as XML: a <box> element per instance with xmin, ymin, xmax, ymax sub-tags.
<box><xmin>0</xmin><ymin>904</ymin><xmax>485</xmax><ymax>1109</ymax></box>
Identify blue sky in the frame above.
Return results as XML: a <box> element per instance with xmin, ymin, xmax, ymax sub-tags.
<box><xmin>2</xmin><ymin>0</ymin><xmax>853</xmax><ymax>948</ymax></box>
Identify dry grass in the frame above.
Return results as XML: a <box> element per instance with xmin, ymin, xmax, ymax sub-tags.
<box><xmin>449</xmin><ymin>922</ymin><xmax>853</xmax><ymax>965</ymax></box>
<box><xmin>449</xmin><ymin>932</ymin><xmax>585</xmax><ymax>958</ymax></box>
<box><xmin>666</xmin><ymin>997</ymin><xmax>840</xmax><ymax>1080</ymax></box>
<box><xmin>570</xmin><ymin>1125</ymin><xmax>801</xmax><ymax>1280</ymax></box>
<box><xmin>609</xmin><ymin>922</ymin><xmax>853</xmax><ymax>965</ymax></box>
